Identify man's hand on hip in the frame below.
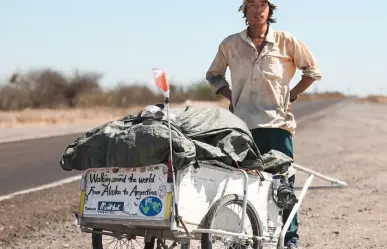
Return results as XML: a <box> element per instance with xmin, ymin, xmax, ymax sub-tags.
<box><xmin>217</xmin><ymin>86</ymin><xmax>233</xmax><ymax>112</ymax></box>
<box><xmin>217</xmin><ymin>86</ymin><xmax>232</xmax><ymax>101</ymax></box>
<box><xmin>290</xmin><ymin>76</ymin><xmax>316</xmax><ymax>102</ymax></box>
<box><xmin>229</xmin><ymin>102</ymin><xmax>234</xmax><ymax>113</ymax></box>
<box><xmin>290</xmin><ymin>90</ymin><xmax>298</xmax><ymax>103</ymax></box>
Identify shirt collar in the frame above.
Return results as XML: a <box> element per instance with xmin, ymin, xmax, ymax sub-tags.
<box><xmin>240</xmin><ymin>25</ymin><xmax>275</xmax><ymax>44</ymax></box>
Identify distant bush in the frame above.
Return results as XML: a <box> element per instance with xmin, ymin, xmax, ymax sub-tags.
<box><xmin>0</xmin><ymin>68</ymin><xmax>222</xmax><ymax>111</ymax></box>
<box><xmin>0</xmin><ymin>67</ymin><xmax>347</xmax><ymax>111</ymax></box>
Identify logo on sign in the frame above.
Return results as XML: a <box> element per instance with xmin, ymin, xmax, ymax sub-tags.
<box><xmin>98</xmin><ymin>201</ymin><xmax>124</xmax><ymax>212</ymax></box>
<box><xmin>139</xmin><ymin>196</ymin><xmax>163</xmax><ymax>217</ymax></box>
<box><xmin>157</xmin><ymin>185</ymin><xmax>166</xmax><ymax>198</ymax></box>
<box><xmin>85</xmin><ymin>206</ymin><xmax>96</xmax><ymax>211</ymax></box>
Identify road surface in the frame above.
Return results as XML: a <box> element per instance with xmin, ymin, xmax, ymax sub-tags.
<box><xmin>0</xmin><ymin>99</ymin><xmax>345</xmax><ymax>196</ymax></box>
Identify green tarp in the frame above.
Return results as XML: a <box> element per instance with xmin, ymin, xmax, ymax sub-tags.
<box><xmin>59</xmin><ymin>104</ymin><xmax>293</xmax><ymax>173</ymax></box>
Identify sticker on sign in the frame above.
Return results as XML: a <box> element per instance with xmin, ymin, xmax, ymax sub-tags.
<box><xmin>82</xmin><ymin>165</ymin><xmax>170</xmax><ymax>220</ymax></box>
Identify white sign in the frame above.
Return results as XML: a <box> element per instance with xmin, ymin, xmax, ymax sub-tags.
<box><xmin>82</xmin><ymin>165</ymin><xmax>169</xmax><ymax>220</ymax></box>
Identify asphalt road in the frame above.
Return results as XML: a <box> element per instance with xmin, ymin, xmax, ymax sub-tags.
<box><xmin>0</xmin><ymin>99</ymin><xmax>345</xmax><ymax>196</ymax></box>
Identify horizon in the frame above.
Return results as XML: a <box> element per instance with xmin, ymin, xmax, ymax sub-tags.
<box><xmin>1</xmin><ymin>1</ymin><xmax>386</xmax><ymax>97</ymax></box>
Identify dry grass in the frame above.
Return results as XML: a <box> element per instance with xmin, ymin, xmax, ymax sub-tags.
<box><xmin>0</xmin><ymin>100</ymin><xmax>230</xmax><ymax>128</ymax></box>
<box><xmin>0</xmin><ymin>107</ymin><xmax>136</xmax><ymax>128</ymax></box>
<box><xmin>296</xmin><ymin>92</ymin><xmax>346</xmax><ymax>102</ymax></box>
<box><xmin>0</xmin><ymin>94</ymin><xmax>351</xmax><ymax>128</ymax></box>
<box><xmin>357</xmin><ymin>95</ymin><xmax>387</xmax><ymax>104</ymax></box>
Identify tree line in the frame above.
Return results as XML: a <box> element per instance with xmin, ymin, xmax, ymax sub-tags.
<box><xmin>0</xmin><ymin>68</ymin><xmax>222</xmax><ymax>111</ymax></box>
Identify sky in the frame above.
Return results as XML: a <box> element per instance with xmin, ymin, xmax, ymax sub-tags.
<box><xmin>0</xmin><ymin>0</ymin><xmax>386</xmax><ymax>96</ymax></box>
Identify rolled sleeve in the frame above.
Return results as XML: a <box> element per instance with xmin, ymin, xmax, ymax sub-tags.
<box><xmin>289</xmin><ymin>37</ymin><xmax>323</xmax><ymax>81</ymax></box>
<box><xmin>302</xmin><ymin>65</ymin><xmax>322</xmax><ymax>80</ymax></box>
<box><xmin>206</xmin><ymin>43</ymin><xmax>230</xmax><ymax>93</ymax></box>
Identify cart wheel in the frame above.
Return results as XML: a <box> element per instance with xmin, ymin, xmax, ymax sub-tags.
<box><xmin>91</xmin><ymin>229</ymin><xmax>155</xmax><ymax>249</ymax></box>
<box><xmin>200</xmin><ymin>194</ymin><xmax>263</xmax><ymax>249</ymax></box>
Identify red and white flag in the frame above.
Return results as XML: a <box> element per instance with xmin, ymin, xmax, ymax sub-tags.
<box><xmin>152</xmin><ymin>68</ymin><xmax>169</xmax><ymax>97</ymax></box>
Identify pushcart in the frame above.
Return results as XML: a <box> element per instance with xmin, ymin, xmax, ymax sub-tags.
<box><xmin>75</xmin><ymin>160</ymin><xmax>347</xmax><ymax>249</ymax></box>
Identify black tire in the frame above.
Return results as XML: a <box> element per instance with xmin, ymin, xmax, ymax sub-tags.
<box><xmin>200</xmin><ymin>194</ymin><xmax>263</xmax><ymax>249</ymax></box>
<box><xmin>91</xmin><ymin>229</ymin><xmax>155</xmax><ymax>249</ymax></box>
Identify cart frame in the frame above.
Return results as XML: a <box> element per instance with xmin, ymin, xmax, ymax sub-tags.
<box><xmin>75</xmin><ymin>162</ymin><xmax>347</xmax><ymax>249</ymax></box>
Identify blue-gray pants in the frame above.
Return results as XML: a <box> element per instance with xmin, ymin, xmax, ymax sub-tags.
<box><xmin>250</xmin><ymin>128</ymin><xmax>298</xmax><ymax>244</ymax></box>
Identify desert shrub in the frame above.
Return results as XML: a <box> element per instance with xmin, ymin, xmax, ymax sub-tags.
<box><xmin>0</xmin><ymin>68</ymin><xmax>223</xmax><ymax>111</ymax></box>
<box><xmin>186</xmin><ymin>80</ymin><xmax>223</xmax><ymax>101</ymax></box>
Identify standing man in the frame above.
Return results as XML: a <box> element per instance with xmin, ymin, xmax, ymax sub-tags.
<box><xmin>206</xmin><ymin>0</ymin><xmax>322</xmax><ymax>248</ymax></box>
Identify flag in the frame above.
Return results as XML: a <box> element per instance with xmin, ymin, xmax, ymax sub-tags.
<box><xmin>152</xmin><ymin>68</ymin><xmax>169</xmax><ymax>97</ymax></box>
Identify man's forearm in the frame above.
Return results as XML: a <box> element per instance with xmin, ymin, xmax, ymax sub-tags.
<box><xmin>291</xmin><ymin>76</ymin><xmax>316</xmax><ymax>96</ymax></box>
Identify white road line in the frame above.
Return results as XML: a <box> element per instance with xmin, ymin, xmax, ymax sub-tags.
<box><xmin>0</xmin><ymin>127</ymin><xmax>94</xmax><ymax>144</ymax></box>
<box><xmin>0</xmin><ymin>175</ymin><xmax>81</xmax><ymax>202</ymax></box>
<box><xmin>0</xmin><ymin>100</ymin><xmax>202</xmax><ymax>144</ymax></box>
<box><xmin>0</xmin><ymin>98</ymin><xmax>354</xmax><ymax>203</ymax></box>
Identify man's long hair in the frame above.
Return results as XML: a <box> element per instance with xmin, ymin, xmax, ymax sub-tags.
<box><xmin>243</xmin><ymin>2</ymin><xmax>277</xmax><ymax>25</ymax></box>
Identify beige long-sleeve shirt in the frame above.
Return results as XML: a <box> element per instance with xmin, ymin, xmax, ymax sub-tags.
<box><xmin>206</xmin><ymin>26</ymin><xmax>322</xmax><ymax>135</ymax></box>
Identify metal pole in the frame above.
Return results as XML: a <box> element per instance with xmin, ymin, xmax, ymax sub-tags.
<box><xmin>166</xmin><ymin>100</ymin><xmax>179</xmax><ymax>231</ymax></box>
<box><xmin>292</xmin><ymin>163</ymin><xmax>348</xmax><ymax>187</ymax></box>
<box><xmin>293</xmin><ymin>185</ymin><xmax>346</xmax><ymax>191</ymax></box>
<box><xmin>236</xmin><ymin>169</ymin><xmax>249</xmax><ymax>235</ymax></box>
<box><xmin>277</xmin><ymin>174</ymin><xmax>314</xmax><ymax>249</ymax></box>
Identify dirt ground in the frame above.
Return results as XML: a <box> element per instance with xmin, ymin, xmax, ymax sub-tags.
<box><xmin>292</xmin><ymin>102</ymin><xmax>387</xmax><ymax>248</ymax></box>
<box><xmin>1</xmin><ymin>101</ymin><xmax>387</xmax><ymax>249</ymax></box>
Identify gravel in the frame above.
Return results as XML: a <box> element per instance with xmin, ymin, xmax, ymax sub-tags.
<box><xmin>1</xmin><ymin>102</ymin><xmax>386</xmax><ymax>249</ymax></box>
<box><xmin>293</xmin><ymin>102</ymin><xmax>387</xmax><ymax>249</ymax></box>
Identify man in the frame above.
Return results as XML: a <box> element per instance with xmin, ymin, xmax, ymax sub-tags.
<box><xmin>206</xmin><ymin>0</ymin><xmax>322</xmax><ymax>248</ymax></box>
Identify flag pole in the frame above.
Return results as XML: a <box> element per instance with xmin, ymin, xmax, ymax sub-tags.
<box><xmin>152</xmin><ymin>68</ymin><xmax>179</xmax><ymax>231</ymax></box>
<box><xmin>164</xmin><ymin>95</ymin><xmax>179</xmax><ymax>231</ymax></box>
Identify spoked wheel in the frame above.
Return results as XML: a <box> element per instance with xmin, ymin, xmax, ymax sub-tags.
<box><xmin>201</xmin><ymin>194</ymin><xmax>263</xmax><ymax>249</ymax></box>
<box><xmin>92</xmin><ymin>230</ymin><xmax>180</xmax><ymax>249</ymax></box>
<box><xmin>91</xmin><ymin>230</ymin><xmax>155</xmax><ymax>249</ymax></box>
